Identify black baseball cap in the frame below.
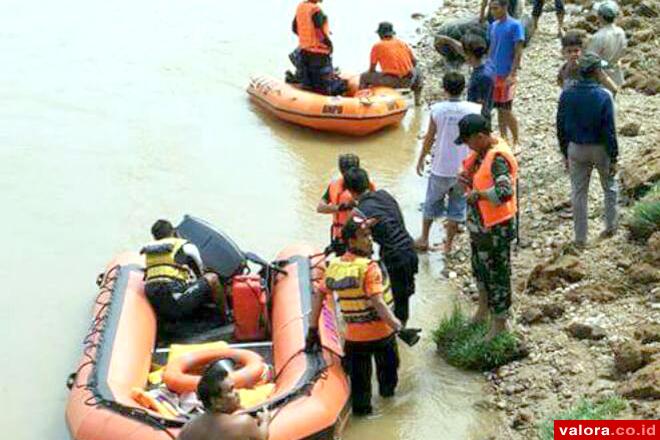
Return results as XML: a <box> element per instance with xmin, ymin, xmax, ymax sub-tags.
<box><xmin>454</xmin><ymin>114</ymin><xmax>491</xmax><ymax>145</ymax></box>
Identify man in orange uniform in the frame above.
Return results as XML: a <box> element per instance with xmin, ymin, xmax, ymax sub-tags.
<box><xmin>317</xmin><ymin>154</ymin><xmax>375</xmax><ymax>255</ymax></box>
<box><xmin>292</xmin><ymin>0</ymin><xmax>333</xmax><ymax>94</ymax></box>
<box><xmin>359</xmin><ymin>22</ymin><xmax>424</xmax><ymax>106</ymax></box>
<box><xmin>306</xmin><ymin>215</ymin><xmax>421</xmax><ymax>415</ymax></box>
<box><xmin>456</xmin><ymin>114</ymin><xmax>518</xmax><ymax>341</ymax></box>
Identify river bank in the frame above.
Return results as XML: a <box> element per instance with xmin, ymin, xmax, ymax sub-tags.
<box><xmin>412</xmin><ymin>0</ymin><xmax>660</xmax><ymax>437</ymax></box>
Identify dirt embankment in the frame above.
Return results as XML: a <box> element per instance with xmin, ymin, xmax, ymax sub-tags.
<box><xmin>410</xmin><ymin>0</ymin><xmax>660</xmax><ymax>437</ymax></box>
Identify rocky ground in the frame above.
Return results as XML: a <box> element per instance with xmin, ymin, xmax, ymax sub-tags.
<box><xmin>410</xmin><ymin>0</ymin><xmax>660</xmax><ymax>437</ymax></box>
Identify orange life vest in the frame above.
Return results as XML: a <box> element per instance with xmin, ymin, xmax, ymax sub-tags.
<box><xmin>371</xmin><ymin>37</ymin><xmax>415</xmax><ymax>77</ymax></box>
<box><xmin>295</xmin><ymin>1</ymin><xmax>330</xmax><ymax>55</ymax></box>
<box><xmin>462</xmin><ymin>139</ymin><xmax>518</xmax><ymax>228</ymax></box>
<box><xmin>328</xmin><ymin>177</ymin><xmax>376</xmax><ymax>239</ymax></box>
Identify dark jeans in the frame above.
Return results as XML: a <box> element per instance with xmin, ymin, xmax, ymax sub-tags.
<box><xmin>300</xmin><ymin>50</ymin><xmax>333</xmax><ymax>95</ymax></box>
<box><xmin>145</xmin><ymin>278</ymin><xmax>212</xmax><ymax>321</ymax></box>
<box><xmin>343</xmin><ymin>335</ymin><xmax>399</xmax><ymax>415</ymax></box>
<box><xmin>532</xmin><ymin>0</ymin><xmax>565</xmax><ymax>17</ymax></box>
<box><xmin>385</xmin><ymin>252</ymin><xmax>418</xmax><ymax>326</ymax></box>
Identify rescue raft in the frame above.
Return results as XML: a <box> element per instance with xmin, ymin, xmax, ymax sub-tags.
<box><xmin>247</xmin><ymin>75</ymin><xmax>409</xmax><ymax>136</ymax></box>
<box><xmin>65</xmin><ymin>222</ymin><xmax>349</xmax><ymax>440</ymax></box>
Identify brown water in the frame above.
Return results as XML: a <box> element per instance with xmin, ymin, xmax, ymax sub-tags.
<box><xmin>0</xmin><ymin>0</ymin><xmax>496</xmax><ymax>438</ymax></box>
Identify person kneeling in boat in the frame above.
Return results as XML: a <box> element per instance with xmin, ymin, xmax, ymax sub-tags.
<box><xmin>359</xmin><ymin>22</ymin><xmax>424</xmax><ymax>106</ymax></box>
<box><xmin>141</xmin><ymin>219</ymin><xmax>226</xmax><ymax>325</ymax></box>
<box><xmin>306</xmin><ymin>215</ymin><xmax>421</xmax><ymax>415</ymax></box>
<box><xmin>178</xmin><ymin>361</ymin><xmax>270</xmax><ymax>440</ymax></box>
<box><xmin>292</xmin><ymin>0</ymin><xmax>334</xmax><ymax>95</ymax></box>
<box><xmin>317</xmin><ymin>153</ymin><xmax>375</xmax><ymax>256</ymax></box>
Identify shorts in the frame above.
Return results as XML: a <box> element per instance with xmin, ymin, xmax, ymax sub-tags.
<box><xmin>532</xmin><ymin>0</ymin><xmax>565</xmax><ymax>17</ymax></box>
<box><xmin>423</xmin><ymin>174</ymin><xmax>467</xmax><ymax>222</ymax></box>
<box><xmin>145</xmin><ymin>277</ymin><xmax>213</xmax><ymax>321</ymax></box>
<box><xmin>493</xmin><ymin>76</ymin><xmax>515</xmax><ymax>108</ymax></box>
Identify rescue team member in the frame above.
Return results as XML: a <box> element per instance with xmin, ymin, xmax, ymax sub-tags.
<box><xmin>456</xmin><ymin>114</ymin><xmax>518</xmax><ymax>341</ymax></box>
<box><xmin>343</xmin><ymin>168</ymin><xmax>418</xmax><ymax>326</ymax></box>
<box><xmin>292</xmin><ymin>0</ymin><xmax>333</xmax><ymax>95</ymax></box>
<box><xmin>317</xmin><ymin>154</ymin><xmax>375</xmax><ymax>255</ymax></box>
<box><xmin>305</xmin><ymin>216</ymin><xmax>421</xmax><ymax>415</ymax></box>
<box><xmin>178</xmin><ymin>362</ymin><xmax>270</xmax><ymax>440</ymax></box>
<box><xmin>142</xmin><ymin>219</ymin><xmax>225</xmax><ymax>324</ymax></box>
<box><xmin>359</xmin><ymin>22</ymin><xmax>424</xmax><ymax>106</ymax></box>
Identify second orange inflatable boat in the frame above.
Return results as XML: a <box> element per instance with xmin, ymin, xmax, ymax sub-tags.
<box><xmin>66</xmin><ymin>229</ymin><xmax>350</xmax><ymax>439</ymax></box>
<box><xmin>247</xmin><ymin>75</ymin><xmax>409</xmax><ymax>136</ymax></box>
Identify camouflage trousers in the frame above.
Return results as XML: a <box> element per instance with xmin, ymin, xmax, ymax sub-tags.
<box><xmin>470</xmin><ymin>228</ymin><xmax>513</xmax><ymax>317</ymax></box>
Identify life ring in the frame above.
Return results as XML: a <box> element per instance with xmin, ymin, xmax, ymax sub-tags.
<box><xmin>163</xmin><ymin>347</ymin><xmax>268</xmax><ymax>394</ymax></box>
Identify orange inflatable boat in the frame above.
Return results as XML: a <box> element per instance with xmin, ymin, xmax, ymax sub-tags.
<box><xmin>66</xmin><ymin>234</ymin><xmax>349</xmax><ymax>439</ymax></box>
<box><xmin>247</xmin><ymin>75</ymin><xmax>409</xmax><ymax>136</ymax></box>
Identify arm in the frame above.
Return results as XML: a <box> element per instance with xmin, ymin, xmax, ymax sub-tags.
<box><xmin>601</xmin><ymin>94</ymin><xmax>618</xmax><ymax>164</ymax></box>
<box><xmin>369</xmin><ymin>45</ymin><xmax>379</xmax><ymax>72</ymax></box>
<box><xmin>292</xmin><ymin>16</ymin><xmax>297</xmax><ymax>35</ymax></box>
<box><xmin>181</xmin><ymin>243</ymin><xmax>204</xmax><ymax>277</ymax></box>
<box><xmin>316</xmin><ymin>186</ymin><xmax>344</xmax><ymax>214</ymax></box>
<box><xmin>369</xmin><ymin>294</ymin><xmax>402</xmax><ymax>332</ymax></box>
<box><xmin>479</xmin><ymin>0</ymin><xmax>489</xmax><ymax>22</ymax></box>
<box><xmin>312</xmin><ymin>11</ymin><xmax>332</xmax><ymax>52</ymax></box>
<box><xmin>597</xmin><ymin>70</ymin><xmax>618</xmax><ymax>96</ymax></box>
<box><xmin>557</xmin><ymin>91</ymin><xmax>568</xmax><ymax>160</ymax></box>
<box><xmin>435</xmin><ymin>35</ymin><xmax>465</xmax><ymax>57</ymax></box>
<box><xmin>416</xmin><ymin>117</ymin><xmax>437</xmax><ymax>176</ymax></box>
<box><xmin>308</xmin><ymin>283</ymin><xmax>326</xmax><ymax>331</ymax></box>
<box><xmin>508</xmin><ymin>41</ymin><xmax>523</xmax><ymax>81</ymax></box>
<box><xmin>471</xmin><ymin>155</ymin><xmax>513</xmax><ymax>204</ymax></box>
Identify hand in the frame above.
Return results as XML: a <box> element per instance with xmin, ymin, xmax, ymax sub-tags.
<box><xmin>506</xmin><ymin>73</ymin><xmax>517</xmax><ymax>86</ymax></box>
<box><xmin>458</xmin><ymin>171</ymin><xmax>471</xmax><ymax>187</ymax></box>
<box><xmin>397</xmin><ymin>328</ymin><xmax>422</xmax><ymax>347</ymax></box>
<box><xmin>416</xmin><ymin>157</ymin><xmax>425</xmax><ymax>177</ymax></box>
<box><xmin>304</xmin><ymin>327</ymin><xmax>321</xmax><ymax>353</ymax></box>
<box><xmin>466</xmin><ymin>190</ymin><xmax>481</xmax><ymax>203</ymax></box>
<box><xmin>257</xmin><ymin>408</ymin><xmax>270</xmax><ymax>424</ymax></box>
<box><xmin>609</xmin><ymin>161</ymin><xmax>617</xmax><ymax>177</ymax></box>
<box><xmin>337</xmin><ymin>201</ymin><xmax>355</xmax><ymax>211</ymax></box>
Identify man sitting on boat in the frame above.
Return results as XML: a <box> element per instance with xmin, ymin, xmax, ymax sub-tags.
<box><xmin>359</xmin><ymin>22</ymin><xmax>424</xmax><ymax>106</ymax></box>
<box><xmin>141</xmin><ymin>219</ymin><xmax>226</xmax><ymax>325</ymax></box>
<box><xmin>292</xmin><ymin>0</ymin><xmax>334</xmax><ymax>95</ymax></box>
<box><xmin>178</xmin><ymin>362</ymin><xmax>270</xmax><ymax>440</ymax></box>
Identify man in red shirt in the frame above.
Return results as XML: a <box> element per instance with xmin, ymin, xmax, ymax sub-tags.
<box><xmin>359</xmin><ymin>22</ymin><xmax>424</xmax><ymax>106</ymax></box>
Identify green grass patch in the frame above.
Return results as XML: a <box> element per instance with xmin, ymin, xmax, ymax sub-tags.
<box><xmin>432</xmin><ymin>305</ymin><xmax>524</xmax><ymax>371</ymax></box>
<box><xmin>627</xmin><ymin>183</ymin><xmax>660</xmax><ymax>241</ymax></box>
<box><xmin>537</xmin><ymin>397</ymin><xmax>627</xmax><ymax>440</ymax></box>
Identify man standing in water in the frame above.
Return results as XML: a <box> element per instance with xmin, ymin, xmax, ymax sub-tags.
<box><xmin>456</xmin><ymin>114</ymin><xmax>518</xmax><ymax>340</ymax></box>
<box><xmin>342</xmin><ymin>167</ymin><xmax>418</xmax><ymax>326</ymax></box>
<box><xmin>317</xmin><ymin>154</ymin><xmax>374</xmax><ymax>255</ymax></box>
<box><xmin>178</xmin><ymin>362</ymin><xmax>270</xmax><ymax>440</ymax></box>
<box><xmin>487</xmin><ymin>0</ymin><xmax>525</xmax><ymax>152</ymax></box>
<box><xmin>292</xmin><ymin>0</ymin><xmax>333</xmax><ymax>94</ymax></box>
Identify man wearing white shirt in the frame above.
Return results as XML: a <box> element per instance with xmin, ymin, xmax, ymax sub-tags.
<box><xmin>415</xmin><ymin>72</ymin><xmax>482</xmax><ymax>254</ymax></box>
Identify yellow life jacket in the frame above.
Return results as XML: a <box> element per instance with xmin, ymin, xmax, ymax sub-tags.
<box><xmin>141</xmin><ymin>237</ymin><xmax>190</xmax><ymax>284</ymax></box>
<box><xmin>325</xmin><ymin>256</ymin><xmax>393</xmax><ymax>325</ymax></box>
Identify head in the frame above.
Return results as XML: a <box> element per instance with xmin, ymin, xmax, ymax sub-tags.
<box><xmin>343</xmin><ymin>167</ymin><xmax>371</xmax><ymax>198</ymax></box>
<box><xmin>455</xmin><ymin>114</ymin><xmax>493</xmax><ymax>153</ymax></box>
<box><xmin>376</xmin><ymin>22</ymin><xmax>395</xmax><ymax>39</ymax></box>
<box><xmin>561</xmin><ymin>31</ymin><xmax>583</xmax><ymax>64</ymax></box>
<box><xmin>151</xmin><ymin>219</ymin><xmax>176</xmax><ymax>240</ymax></box>
<box><xmin>597</xmin><ymin>1</ymin><xmax>619</xmax><ymax>24</ymax></box>
<box><xmin>462</xmin><ymin>34</ymin><xmax>488</xmax><ymax>65</ymax></box>
<box><xmin>443</xmin><ymin>71</ymin><xmax>466</xmax><ymax>98</ymax></box>
<box><xmin>197</xmin><ymin>361</ymin><xmax>241</xmax><ymax>413</ymax></box>
<box><xmin>338</xmin><ymin>153</ymin><xmax>360</xmax><ymax>177</ymax></box>
<box><xmin>341</xmin><ymin>215</ymin><xmax>374</xmax><ymax>255</ymax></box>
<box><xmin>490</xmin><ymin>0</ymin><xmax>509</xmax><ymax>20</ymax></box>
<box><xmin>577</xmin><ymin>51</ymin><xmax>608</xmax><ymax>80</ymax></box>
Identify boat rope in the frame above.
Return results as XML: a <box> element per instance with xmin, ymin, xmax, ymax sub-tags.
<box><xmin>66</xmin><ymin>265</ymin><xmax>180</xmax><ymax>438</ymax></box>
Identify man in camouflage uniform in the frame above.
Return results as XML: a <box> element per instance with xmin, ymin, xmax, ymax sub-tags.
<box><xmin>456</xmin><ymin>114</ymin><xmax>518</xmax><ymax>340</ymax></box>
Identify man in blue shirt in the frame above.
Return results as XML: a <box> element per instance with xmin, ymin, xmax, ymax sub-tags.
<box><xmin>487</xmin><ymin>0</ymin><xmax>525</xmax><ymax>151</ymax></box>
<box><xmin>556</xmin><ymin>52</ymin><xmax>618</xmax><ymax>248</ymax></box>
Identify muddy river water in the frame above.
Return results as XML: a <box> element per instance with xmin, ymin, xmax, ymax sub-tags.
<box><xmin>0</xmin><ymin>0</ymin><xmax>496</xmax><ymax>438</ymax></box>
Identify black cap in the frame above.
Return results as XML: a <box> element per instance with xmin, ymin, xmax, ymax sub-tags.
<box><xmin>338</xmin><ymin>153</ymin><xmax>360</xmax><ymax>174</ymax></box>
<box><xmin>454</xmin><ymin>114</ymin><xmax>491</xmax><ymax>145</ymax></box>
<box><xmin>376</xmin><ymin>22</ymin><xmax>395</xmax><ymax>37</ymax></box>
